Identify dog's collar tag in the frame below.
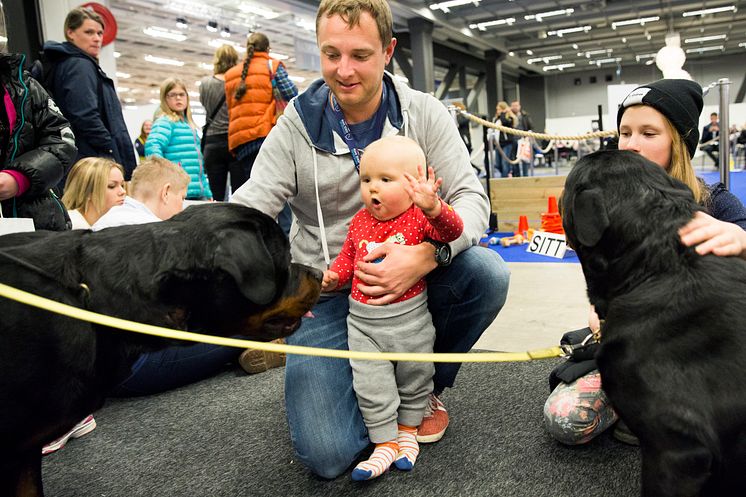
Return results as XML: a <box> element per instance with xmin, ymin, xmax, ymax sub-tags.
<box><xmin>621</xmin><ymin>87</ymin><xmax>651</xmax><ymax>108</ymax></box>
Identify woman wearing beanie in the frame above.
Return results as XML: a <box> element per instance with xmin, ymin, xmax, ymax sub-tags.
<box><xmin>543</xmin><ymin>78</ymin><xmax>746</xmax><ymax>446</ymax></box>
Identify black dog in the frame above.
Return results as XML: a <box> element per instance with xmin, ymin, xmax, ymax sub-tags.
<box><xmin>0</xmin><ymin>203</ymin><xmax>322</xmax><ymax>497</ymax></box>
<box><xmin>562</xmin><ymin>150</ymin><xmax>746</xmax><ymax>497</ymax></box>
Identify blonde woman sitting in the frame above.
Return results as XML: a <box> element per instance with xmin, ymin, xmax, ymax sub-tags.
<box><xmin>61</xmin><ymin>157</ymin><xmax>126</xmax><ymax>229</ymax></box>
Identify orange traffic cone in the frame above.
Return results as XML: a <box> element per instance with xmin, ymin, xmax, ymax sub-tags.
<box><xmin>516</xmin><ymin>215</ymin><xmax>529</xmax><ymax>238</ymax></box>
<box><xmin>540</xmin><ymin>195</ymin><xmax>564</xmax><ymax>234</ymax></box>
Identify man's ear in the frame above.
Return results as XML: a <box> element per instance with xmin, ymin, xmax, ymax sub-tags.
<box><xmin>571</xmin><ymin>189</ymin><xmax>609</xmax><ymax>247</ymax></box>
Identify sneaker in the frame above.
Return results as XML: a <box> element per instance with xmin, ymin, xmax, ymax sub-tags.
<box><xmin>42</xmin><ymin>414</ymin><xmax>97</xmax><ymax>455</ymax></box>
<box><xmin>612</xmin><ymin>419</ymin><xmax>640</xmax><ymax>446</ymax></box>
<box><xmin>239</xmin><ymin>338</ymin><xmax>286</xmax><ymax>374</ymax></box>
<box><xmin>417</xmin><ymin>393</ymin><xmax>449</xmax><ymax>443</ymax></box>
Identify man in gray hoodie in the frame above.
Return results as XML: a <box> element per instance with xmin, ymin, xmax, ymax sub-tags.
<box><xmin>230</xmin><ymin>0</ymin><xmax>510</xmax><ymax>479</ymax></box>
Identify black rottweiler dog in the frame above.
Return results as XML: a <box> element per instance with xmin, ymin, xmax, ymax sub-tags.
<box><xmin>0</xmin><ymin>203</ymin><xmax>322</xmax><ymax>497</ymax></box>
<box><xmin>562</xmin><ymin>150</ymin><xmax>746</xmax><ymax>497</ymax></box>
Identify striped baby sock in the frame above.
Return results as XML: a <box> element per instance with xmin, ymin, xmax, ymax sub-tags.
<box><xmin>394</xmin><ymin>424</ymin><xmax>419</xmax><ymax>471</ymax></box>
<box><xmin>351</xmin><ymin>441</ymin><xmax>398</xmax><ymax>481</ymax></box>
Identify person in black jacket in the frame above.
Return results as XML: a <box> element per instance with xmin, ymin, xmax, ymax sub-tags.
<box><xmin>42</xmin><ymin>7</ymin><xmax>136</xmax><ymax>188</ymax></box>
<box><xmin>0</xmin><ymin>52</ymin><xmax>76</xmax><ymax>231</ymax></box>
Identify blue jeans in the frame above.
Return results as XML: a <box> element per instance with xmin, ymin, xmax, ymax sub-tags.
<box><xmin>284</xmin><ymin>246</ymin><xmax>510</xmax><ymax>478</ymax></box>
<box><xmin>111</xmin><ymin>343</ymin><xmax>241</xmax><ymax>396</ymax></box>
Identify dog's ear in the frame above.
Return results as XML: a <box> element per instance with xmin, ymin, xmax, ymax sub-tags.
<box><xmin>214</xmin><ymin>231</ymin><xmax>278</xmax><ymax>305</ymax></box>
<box><xmin>571</xmin><ymin>189</ymin><xmax>609</xmax><ymax>247</ymax></box>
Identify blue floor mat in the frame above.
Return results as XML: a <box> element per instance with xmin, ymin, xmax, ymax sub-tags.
<box><xmin>480</xmin><ymin>232</ymin><xmax>579</xmax><ymax>263</ymax></box>
<box><xmin>699</xmin><ymin>170</ymin><xmax>746</xmax><ymax>204</ymax></box>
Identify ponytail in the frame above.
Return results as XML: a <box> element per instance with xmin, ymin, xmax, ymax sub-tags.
<box><xmin>234</xmin><ymin>45</ymin><xmax>255</xmax><ymax>101</ymax></box>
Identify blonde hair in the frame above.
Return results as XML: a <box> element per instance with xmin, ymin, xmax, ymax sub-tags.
<box><xmin>496</xmin><ymin>101</ymin><xmax>516</xmax><ymax>126</ymax></box>
<box><xmin>234</xmin><ymin>32</ymin><xmax>271</xmax><ymax>101</ymax></box>
<box><xmin>159</xmin><ymin>78</ymin><xmax>196</xmax><ymax>127</ymax></box>
<box><xmin>663</xmin><ymin>116</ymin><xmax>707</xmax><ymax>205</ymax></box>
<box><xmin>213</xmin><ymin>44</ymin><xmax>239</xmax><ymax>75</ymax></box>
<box><xmin>316</xmin><ymin>0</ymin><xmax>393</xmax><ymax>49</ymax></box>
<box><xmin>130</xmin><ymin>157</ymin><xmax>190</xmax><ymax>200</ymax></box>
<box><xmin>62</xmin><ymin>157</ymin><xmax>124</xmax><ymax>216</ymax></box>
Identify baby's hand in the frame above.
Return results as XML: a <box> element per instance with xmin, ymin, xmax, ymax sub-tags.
<box><xmin>322</xmin><ymin>270</ymin><xmax>339</xmax><ymax>291</ymax></box>
<box><xmin>404</xmin><ymin>165</ymin><xmax>444</xmax><ymax>218</ymax></box>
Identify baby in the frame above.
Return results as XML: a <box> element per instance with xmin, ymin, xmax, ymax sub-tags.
<box><xmin>323</xmin><ymin>135</ymin><xmax>464</xmax><ymax>480</ymax></box>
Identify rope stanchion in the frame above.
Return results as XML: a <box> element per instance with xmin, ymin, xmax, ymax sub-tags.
<box><xmin>0</xmin><ymin>282</ymin><xmax>564</xmax><ymax>363</ymax></box>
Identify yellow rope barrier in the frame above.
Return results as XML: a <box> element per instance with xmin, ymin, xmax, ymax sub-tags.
<box><xmin>0</xmin><ymin>282</ymin><xmax>563</xmax><ymax>363</ymax></box>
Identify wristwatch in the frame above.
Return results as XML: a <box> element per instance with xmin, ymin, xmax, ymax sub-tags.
<box><xmin>424</xmin><ymin>238</ymin><xmax>452</xmax><ymax>266</ymax></box>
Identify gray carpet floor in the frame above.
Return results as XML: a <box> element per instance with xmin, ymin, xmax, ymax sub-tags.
<box><xmin>43</xmin><ymin>359</ymin><xmax>640</xmax><ymax>496</ymax></box>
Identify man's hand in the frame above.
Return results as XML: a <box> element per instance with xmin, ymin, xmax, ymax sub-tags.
<box><xmin>0</xmin><ymin>172</ymin><xmax>19</xmax><ymax>201</ymax></box>
<box><xmin>322</xmin><ymin>270</ymin><xmax>339</xmax><ymax>292</ymax></box>
<box><xmin>679</xmin><ymin>211</ymin><xmax>746</xmax><ymax>260</ymax></box>
<box><xmin>355</xmin><ymin>242</ymin><xmax>437</xmax><ymax>305</ymax></box>
<box><xmin>403</xmin><ymin>165</ymin><xmax>443</xmax><ymax>218</ymax></box>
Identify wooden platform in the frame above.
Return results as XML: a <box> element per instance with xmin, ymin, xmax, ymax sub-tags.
<box><xmin>488</xmin><ymin>175</ymin><xmax>566</xmax><ymax>231</ymax></box>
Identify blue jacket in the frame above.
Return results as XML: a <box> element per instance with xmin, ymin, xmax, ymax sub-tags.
<box><xmin>709</xmin><ymin>182</ymin><xmax>746</xmax><ymax>229</ymax></box>
<box><xmin>145</xmin><ymin>116</ymin><xmax>212</xmax><ymax>199</ymax></box>
<box><xmin>42</xmin><ymin>41</ymin><xmax>137</xmax><ymax>181</ymax></box>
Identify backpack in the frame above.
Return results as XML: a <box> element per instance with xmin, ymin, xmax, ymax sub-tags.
<box><xmin>29</xmin><ymin>52</ymin><xmax>57</xmax><ymax>97</ymax></box>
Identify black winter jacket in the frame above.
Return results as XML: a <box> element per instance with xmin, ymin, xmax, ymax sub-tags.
<box><xmin>42</xmin><ymin>41</ymin><xmax>136</xmax><ymax>180</ymax></box>
<box><xmin>0</xmin><ymin>53</ymin><xmax>76</xmax><ymax>230</ymax></box>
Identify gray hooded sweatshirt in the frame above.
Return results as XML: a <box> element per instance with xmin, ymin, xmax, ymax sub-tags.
<box><xmin>231</xmin><ymin>72</ymin><xmax>488</xmax><ymax>271</ymax></box>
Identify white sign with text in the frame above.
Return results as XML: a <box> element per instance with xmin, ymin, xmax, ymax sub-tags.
<box><xmin>527</xmin><ymin>230</ymin><xmax>569</xmax><ymax>259</ymax></box>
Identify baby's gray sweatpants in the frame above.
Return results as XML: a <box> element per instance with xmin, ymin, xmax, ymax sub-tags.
<box><xmin>348</xmin><ymin>291</ymin><xmax>435</xmax><ymax>443</ymax></box>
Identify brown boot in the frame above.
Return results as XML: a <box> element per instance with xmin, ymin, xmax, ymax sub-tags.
<box><xmin>239</xmin><ymin>338</ymin><xmax>287</xmax><ymax>374</ymax></box>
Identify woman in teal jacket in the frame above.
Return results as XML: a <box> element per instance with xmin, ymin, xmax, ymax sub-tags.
<box><xmin>145</xmin><ymin>78</ymin><xmax>212</xmax><ymax>200</ymax></box>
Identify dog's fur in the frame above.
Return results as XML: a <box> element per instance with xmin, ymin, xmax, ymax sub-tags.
<box><xmin>0</xmin><ymin>203</ymin><xmax>322</xmax><ymax>497</ymax></box>
<box><xmin>562</xmin><ymin>150</ymin><xmax>746</xmax><ymax>496</ymax></box>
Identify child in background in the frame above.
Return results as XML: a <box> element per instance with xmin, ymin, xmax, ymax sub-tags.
<box><xmin>322</xmin><ymin>136</ymin><xmax>464</xmax><ymax>481</ymax></box>
<box><xmin>92</xmin><ymin>157</ymin><xmax>190</xmax><ymax>230</ymax></box>
<box><xmin>145</xmin><ymin>78</ymin><xmax>212</xmax><ymax>200</ymax></box>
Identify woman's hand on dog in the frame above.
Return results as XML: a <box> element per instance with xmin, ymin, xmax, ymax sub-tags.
<box><xmin>679</xmin><ymin>211</ymin><xmax>746</xmax><ymax>259</ymax></box>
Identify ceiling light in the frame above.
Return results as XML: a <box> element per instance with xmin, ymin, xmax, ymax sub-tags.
<box><xmin>113</xmin><ymin>51</ymin><xmax>121</xmax><ymax>58</ymax></box>
<box><xmin>289</xmin><ymin>75</ymin><xmax>306</xmax><ymax>83</ymax></box>
<box><xmin>740</xmin><ymin>42</ymin><xmax>746</xmax><ymax>48</ymax></box>
<box><xmin>238</xmin><ymin>3</ymin><xmax>281</xmax><ymax>19</ymax></box>
<box><xmin>124</xmin><ymin>105</ymin><xmax>139</xmax><ymax>110</ymax></box>
<box><xmin>584</xmin><ymin>49</ymin><xmax>611</xmax><ymax>57</ymax></box>
<box><xmin>635</xmin><ymin>53</ymin><xmax>656</xmax><ymax>62</ymax></box>
<box><xmin>611</xmin><ymin>16</ymin><xmax>659</xmax><ymax>29</ymax></box>
<box><xmin>176</xmin><ymin>17</ymin><xmax>188</xmax><ymax>29</ymax></box>
<box><xmin>143</xmin><ymin>26</ymin><xmax>187</xmax><ymax>42</ymax></box>
<box><xmin>508</xmin><ymin>51</ymin><xmax>515</xmax><ymax>56</ymax></box>
<box><xmin>207</xmin><ymin>21</ymin><xmax>218</xmax><ymax>32</ymax></box>
<box><xmin>546</xmin><ymin>26</ymin><xmax>591</xmax><ymax>37</ymax></box>
<box><xmin>527</xmin><ymin>55</ymin><xmax>562</xmax><ymax>64</ymax></box>
<box><xmin>149</xmin><ymin>99</ymin><xmax>160</xmax><ymax>104</ymax></box>
<box><xmin>468</xmin><ymin>18</ymin><xmax>515</xmax><ymax>31</ymax></box>
<box><xmin>589</xmin><ymin>57</ymin><xmax>622</xmax><ymax>66</ymax></box>
<box><xmin>429</xmin><ymin>0</ymin><xmax>479</xmax><ymax>13</ymax></box>
<box><xmin>622</xmin><ymin>37</ymin><xmax>627</xmax><ymax>43</ymax></box>
<box><xmin>684</xmin><ymin>34</ymin><xmax>727</xmax><ymax>43</ymax></box>
<box><xmin>295</xmin><ymin>18</ymin><xmax>315</xmax><ymax>32</ymax></box>
<box><xmin>116</xmin><ymin>71</ymin><xmax>131</xmax><ymax>79</ymax></box>
<box><xmin>543</xmin><ymin>63</ymin><xmax>575</xmax><ymax>71</ymax></box>
<box><xmin>572</xmin><ymin>43</ymin><xmax>578</xmax><ymax>49</ymax></box>
<box><xmin>524</xmin><ymin>9</ymin><xmax>574</xmax><ymax>22</ymax></box>
<box><xmin>209</xmin><ymin>39</ymin><xmax>245</xmax><ymax>52</ymax></box>
<box><xmin>199</xmin><ymin>62</ymin><xmax>213</xmax><ymax>70</ymax></box>
<box><xmin>117</xmin><ymin>87</ymin><xmax>130</xmax><ymax>93</ymax></box>
<box><xmin>682</xmin><ymin>5</ymin><xmax>736</xmax><ymax>17</ymax></box>
<box><xmin>144</xmin><ymin>54</ymin><xmax>185</xmax><ymax>66</ymax></box>
<box><xmin>221</xmin><ymin>26</ymin><xmax>231</xmax><ymax>38</ymax></box>
<box><xmin>685</xmin><ymin>45</ymin><xmax>724</xmax><ymax>54</ymax></box>
<box><xmin>188</xmin><ymin>91</ymin><xmax>200</xmax><ymax>98</ymax></box>
<box><xmin>526</xmin><ymin>49</ymin><xmax>533</xmax><ymax>55</ymax></box>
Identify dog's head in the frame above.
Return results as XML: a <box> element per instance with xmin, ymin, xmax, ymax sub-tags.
<box><xmin>561</xmin><ymin>150</ymin><xmax>702</xmax><ymax>309</ymax></box>
<box><xmin>154</xmin><ymin>204</ymin><xmax>322</xmax><ymax>341</ymax></box>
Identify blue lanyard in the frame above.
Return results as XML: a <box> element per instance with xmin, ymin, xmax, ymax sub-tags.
<box><xmin>328</xmin><ymin>84</ymin><xmax>388</xmax><ymax>172</ymax></box>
